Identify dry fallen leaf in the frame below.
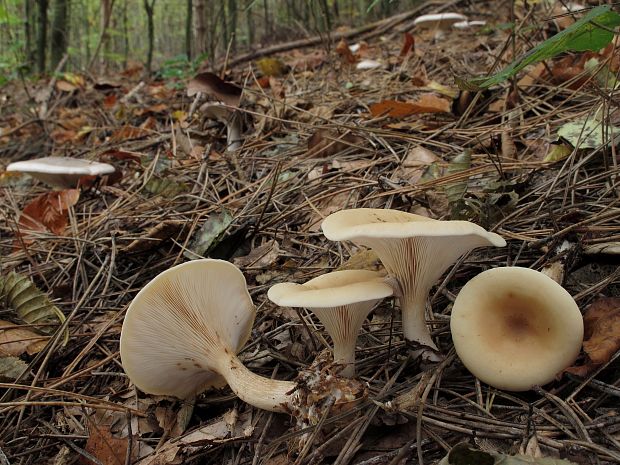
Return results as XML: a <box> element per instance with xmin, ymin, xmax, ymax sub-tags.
<box><xmin>80</xmin><ymin>423</ymin><xmax>134</xmax><ymax>465</ymax></box>
<box><xmin>399</xmin><ymin>32</ymin><xmax>415</xmax><ymax>57</ymax></box>
<box><xmin>18</xmin><ymin>189</ymin><xmax>80</xmax><ymax>238</ymax></box>
<box><xmin>395</xmin><ymin>145</ymin><xmax>441</xmax><ymax>183</ymax></box>
<box><xmin>369</xmin><ymin>94</ymin><xmax>451</xmax><ymax>118</ymax></box>
<box><xmin>565</xmin><ymin>297</ymin><xmax>620</xmax><ymax>377</ymax></box>
<box><xmin>0</xmin><ymin>320</ymin><xmax>48</xmax><ymax>356</ymax></box>
<box><xmin>336</xmin><ymin>38</ymin><xmax>358</xmax><ymax>64</ymax></box>
<box><xmin>307</xmin><ymin>129</ymin><xmax>362</xmax><ymax>158</ymax></box>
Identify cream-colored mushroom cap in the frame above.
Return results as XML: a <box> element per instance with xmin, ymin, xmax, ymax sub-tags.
<box><xmin>413</xmin><ymin>13</ymin><xmax>468</xmax><ymax>28</ymax></box>
<box><xmin>450</xmin><ymin>267</ymin><xmax>584</xmax><ymax>391</ymax></box>
<box><xmin>120</xmin><ymin>259</ymin><xmax>255</xmax><ymax>398</ymax></box>
<box><xmin>321</xmin><ymin>208</ymin><xmax>506</xmax><ymax>349</ymax></box>
<box><xmin>7</xmin><ymin>156</ymin><xmax>115</xmax><ymax>188</ymax></box>
<box><xmin>268</xmin><ymin>270</ymin><xmax>393</xmax><ymax>377</ymax></box>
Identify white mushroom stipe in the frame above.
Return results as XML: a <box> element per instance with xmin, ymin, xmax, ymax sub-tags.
<box><xmin>200</xmin><ymin>103</ymin><xmax>243</xmax><ymax>151</ymax></box>
<box><xmin>450</xmin><ymin>267</ymin><xmax>584</xmax><ymax>391</ymax></box>
<box><xmin>6</xmin><ymin>156</ymin><xmax>115</xmax><ymax>188</ymax></box>
<box><xmin>120</xmin><ymin>259</ymin><xmax>295</xmax><ymax>412</ymax></box>
<box><xmin>268</xmin><ymin>270</ymin><xmax>393</xmax><ymax>377</ymax></box>
<box><xmin>321</xmin><ymin>208</ymin><xmax>506</xmax><ymax>349</ymax></box>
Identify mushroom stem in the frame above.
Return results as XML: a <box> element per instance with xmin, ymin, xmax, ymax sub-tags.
<box><xmin>219</xmin><ymin>354</ymin><xmax>296</xmax><ymax>413</ymax></box>
<box><xmin>399</xmin><ymin>292</ymin><xmax>437</xmax><ymax>349</ymax></box>
<box><xmin>332</xmin><ymin>343</ymin><xmax>356</xmax><ymax>378</ymax></box>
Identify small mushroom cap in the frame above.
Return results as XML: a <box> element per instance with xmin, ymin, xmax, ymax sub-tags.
<box><xmin>267</xmin><ymin>270</ymin><xmax>393</xmax><ymax>308</ymax></box>
<box><xmin>413</xmin><ymin>13</ymin><xmax>468</xmax><ymax>28</ymax></box>
<box><xmin>450</xmin><ymin>267</ymin><xmax>584</xmax><ymax>391</ymax></box>
<box><xmin>120</xmin><ymin>259</ymin><xmax>255</xmax><ymax>398</ymax></box>
<box><xmin>7</xmin><ymin>157</ymin><xmax>115</xmax><ymax>188</ymax></box>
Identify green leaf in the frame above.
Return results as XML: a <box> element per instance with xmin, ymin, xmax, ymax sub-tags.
<box><xmin>456</xmin><ymin>5</ymin><xmax>620</xmax><ymax>90</ymax></box>
<box><xmin>557</xmin><ymin>116</ymin><xmax>619</xmax><ymax>149</ymax></box>
<box><xmin>0</xmin><ymin>272</ymin><xmax>67</xmax><ymax>343</ymax></box>
<box><xmin>184</xmin><ymin>210</ymin><xmax>234</xmax><ymax>259</ymax></box>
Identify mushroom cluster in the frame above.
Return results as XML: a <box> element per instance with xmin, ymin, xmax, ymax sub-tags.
<box><xmin>119</xmin><ymin>206</ymin><xmax>584</xmax><ymax>421</ymax></box>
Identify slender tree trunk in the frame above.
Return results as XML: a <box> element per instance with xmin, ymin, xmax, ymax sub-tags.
<box><xmin>144</xmin><ymin>0</ymin><xmax>156</xmax><ymax>73</ymax></box>
<box><xmin>36</xmin><ymin>0</ymin><xmax>48</xmax><ymax>73</ymax></box>
<box><xmin>263</xmin><ymin>0</ymin><xmax>270</xmax><ymax>38</ymax></box>
<box><xmin>50</xmin><ymin>0</ymin><xmax>69</xmax><ymax>69</ymax></box>
<box><xmin>192</xmin><ymin>0</ymin><xmax>206</xmax><ymax>56</ymax></box>
<box><xmin>122</xmin><ymin>0</ymin><xmax>129</xmax><ymax>67</ymax></box>
<box><xmin>227</xmin><ymin>0</ymin><xmax>236</xmax><ymax>52</ymax></box>
<box><xmin>99</xmin><ymin>0</ymin><xmax>113</xmax><ymax>71</ymax></box>
<box><xmin>25</xmin><ymin>0</ymin><xmax>34</xmax><ymax>69</ymax></box>
<box><xmin>83</xmin><ymin>0</ymin><xmax>90</xmax><ymax>65</ymax></box>
<box><xmin>245</xmin><ymin>0</ymin><xmax>254</xmax><ymax>46</ymax></box>
<box><xmin>185</xmin><ymin>0</ymin><xmax>192</xmax><ymax>59</ymax></box>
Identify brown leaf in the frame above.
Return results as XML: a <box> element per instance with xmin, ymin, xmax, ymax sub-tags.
<box><xmin>19</xmin><ymin>189</ymin><xmax>80</xmax><ymax>239</ymax></box>
<box><xmin>565</xmin><ymin>297</ymin><xmax>620</xmax><ymax>377</ymax></box>
<box><xmin>369</xmin><ymin>94</ymin><xmax>451</xmax><ymax>118</ymax></box>
<box><xmin>399</xmin><ymin>32</ymin><xmax>415</xmax><ymax>57</ymax></box>
<box><xmin>396</xmin><ymin>145</ymin><xmax>441</xmax><ymax>183</ymax></box>
<box><xmin>0</xmin><ymin>320</ymin><xmax>48</xmax><ymax>356</ymax></box>
<box><xmin>187</xmin><ymin>72</ymin><xmax>242</xmax><ymax>107</ymax></box>
<box><xmin>335</xmin><ymin>38</ymin><xmax>358</xmax><ymax>64</ymax></box>
<box><xmin>80</xmin><ymin>423</ymin><xmax>133</xmax><ymax>465</ymax></box>
<box><xmin>307</xmin><ymin>129</ymin><xmax>362</xmax><ymax>158</ymax></box>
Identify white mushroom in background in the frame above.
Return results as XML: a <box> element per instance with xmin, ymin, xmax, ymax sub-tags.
<box><xmin>268</xmin><ymin>270</ymin><xmax>393</xmax><ymax>377</ymax></box>
<box><xmin>413</xmin><ymin>13</ymin><xmax>468</xmax><ymax>39</ymax></box>
<box><xmin>321</xmin><ymin>208</ymin><xmax>506</xmax><ymax>350</ymax></box>
<box><xmin>6</xmin><ymin>156</ymin><xmax>115</xmax><ymax>189</ymax></box>
<box><xmin>450</xmin><ymin>267</ymin><xmax>584</xmax><ymax>391</ymax></box>
<box><xmin>120</xmin><ymin>259</ymin><xmax>296</xmax><ymax>412</ymax></box>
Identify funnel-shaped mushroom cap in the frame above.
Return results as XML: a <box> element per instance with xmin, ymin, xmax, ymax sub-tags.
<box><xmin>450</xmin><ymin>267</ymin><xmax>584</xmax><ymax>391</ymax></box>
<box><xmin>187</xmin><ymin>72</ymin><xmax>242</xmax><ymax>107</ymax></box>
<box><xmin>120</xmin><ymin>259</ymin><xmax>255</xmax><ymax>398</ymax></box>
<box><xmin>268</xmin><ymin>270</ymin><xmax>393</xmax><ymax>377</ymax></box>
<box><xmin>321</xmin><ymin>208</ymin><xmax>506</xmax><ymax>349</ymax></box>
<box><xmin>7</xmin><ymin>157</ymin><xmax>115</xmax><ymax>188</ymax></box>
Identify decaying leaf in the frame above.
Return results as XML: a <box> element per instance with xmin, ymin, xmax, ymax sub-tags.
<box><xmin>144</xmin><ymin>177</ymin><xmax>187</xmax><ymax>198</ymax></box>
<box><xmin>184</xmin><ymin>209</ymin><xmax>234</xmax><ymax>259</ymax></box>
<box><xmin>444</xmin><ymin>151</ymin><xmax>471</xmax><ymax>217</ymax></box>
<box><xmin>399</xmin><ymin>32</ymin><xmax>415</xmax><ymax>57</ymax></box>
<box><xmin>0</xmin><ymin>271</ymin><xmax>66</xmax><ymax>337</ymax></box>
<box><xmin>438</xmin><ymin>442</ymin><xmax>578</xmax><ymax>465</ymax></box>
<box><xmin>256</xmin><ymin>58</ymin><xmax>290</xmax><ymax>77</ymax></box>
<box><xmin>336</xmin><ymin>38</ymin><xmax>358</xmax><ymax>64</ymax></box>
<box><xmin>0</xmin><ymin>319</ymin><xmax>48</xmax><ymax>356</ymax></box>
<box><xmin>557</xmin><ymin>116</ymin><xmax>619</xmax><ymax>149</ymax></box>
<box><xmin>0</xmin><ymin>356</ymin><xmax>31</xmax><ymax>381</ymax></box>
<box><xmin>18</xmin><ymin>189</ymin><xmax>80</xmax><ymax>238</ymax></box>
<box><xmin>565</xmin><ymin>297</ymin><xmax>620</xmax><ymax>377</ymax></box>
<box><xmin>336</xmin><ymin>249</ymin><xmax>384</xmax><ymax>273</ymax></box>
<box><xmin>395</xmin><ymin>145</ymin><xmax>441</xmax><ymax>183</ymax></box>
<box><xmin>307</xmin><ymin>129</ymin><xmax>362</xmax><ymax>158</ymax></box>
<box><xmin>80</xmin><ymin>423</ymin><xmax>134</xmax><ymax>465</ymax></box>
<box><xmin>369</xmin><ymin>94</ymin><xmax>451</xmax><ymax>118</ymax></box>
<box><xmin>233</xmin><ymin>240</ymin><xmax>280</xmax><ymax>268</ymax></box>
<box><xmin>125</xmin><ymin>220</ymin><xmax>189</xmax><ymax>253</ymax></box>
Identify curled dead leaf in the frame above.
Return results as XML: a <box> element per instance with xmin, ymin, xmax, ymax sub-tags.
<box><xmin>18</xmin><ymin>189</ymin><xmax>80</xmax><ymax>238</ymax></box>
<box><xmin>369</xmin><ymin>94</ymin><xmax>451</xmax><ymax>118</ymax></box>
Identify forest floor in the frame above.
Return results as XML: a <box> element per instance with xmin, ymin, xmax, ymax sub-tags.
<box><xmin>1</xmin><ymin>1</ymin><xmax>620</xmax><ymax>464</ymax></box>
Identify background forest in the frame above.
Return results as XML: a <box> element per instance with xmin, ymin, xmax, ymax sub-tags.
<box><xmin>0</xmin><ymin>0</ymin><xmax>419</xmax><ymax>83</ymax></box>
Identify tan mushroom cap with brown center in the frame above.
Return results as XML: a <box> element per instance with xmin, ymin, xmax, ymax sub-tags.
<box><xmin>120</xmin><ymin>259</ymin><xmax>295</xmax><ymax>412</ymax></box>
<box><xmin>268</xmin><ymin>270</ymin><xmax>393</xmax><ymax>377</ymax></box>
<box><xmin>321</xmin><ymin>208</ymin><xmax>506</xmax><ymax>350</ymax></box>
<box><xmin>450</xmin><ymin>267</ymin><xmax>584</xmax><ymax>391</ymax></box>
<box><xmin>7</xmin><ymin>156</ymin><xmax>115</xmax><ymax>188</ymax></box>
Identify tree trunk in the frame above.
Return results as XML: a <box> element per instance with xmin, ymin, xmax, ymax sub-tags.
<box><xmin>25</xmin><ymin>0</ymin><xmax>34</xmax><ymax>70</ymax></box>
<box><xmin>185</xmin><ymin>0</ymin><xmax>192</xmax><ymax>59</ymax></box>
<box><xmin>50</xmin><ymin>0</ymin><xmax>69</xmax><ymax>69</ymax></box>
<box><xmin>36</xmin><ymin>0</ymin><xmax>48</xmax><ymax>73</ymax></box>
<box><xmin>245</xmin><ymin>0</ymin><xmax>254</xmax><ymax>46</ymax></box>
<box><xmin>144</xmin><ymin>0</ymin><xmax>156</xmax><ymax>73</ymax></box>
<box><xmin>99</xmin><ymin>0</ymin><xmax>113</xmax><ymax>71</ymax></box>
<box><xmin>227</xmin><ymin>0</ymin><xmax>236</xmax><ymax>53</ymax></box>
<box><xmin>192</xmin><ymin>0</ymin><xmax>206</xmax><ymax>56</ymax></box>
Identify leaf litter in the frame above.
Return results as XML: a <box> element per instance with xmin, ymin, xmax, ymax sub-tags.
<box><xmin>1</xmin><ymin>2</ymin><xmax>620</xmax><ymax>465</ymax></box>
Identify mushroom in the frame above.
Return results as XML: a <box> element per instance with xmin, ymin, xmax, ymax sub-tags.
<box><xmin>321</xmin><ymin>208</ymin><xmax>506</xmax><ymax>350</ymax></box>
<box><xmin>199</xmin><ymin>102</ymin><xmax>243</xmax><ymax>151</ymax></box>
<box><xmin>413</xmin><ymin>13</ymin><xmax>468</xmax><ymax>39</ymax></box>
<box><xmin>120</xmin><ymin>259</ymin><xmax>296</xmax><ymax>412</ymax></box>
<box><xmin>6</xmin><ymin>157</ymin><xmax>115</xmax><ymax>189</ymax></box>
<box><xmin>268</xmin><ymin>270</ymin><xmax>393</xmax><ymax>377</ymax></box>
<box><xmin>450</xmin><ymin>267</ymin><xmax>584</xmax><ymax>391</ymax></box>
